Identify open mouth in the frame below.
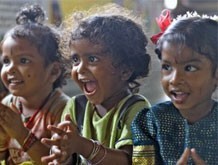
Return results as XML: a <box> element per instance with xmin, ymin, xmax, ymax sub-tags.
<box><xmin>8</xmin><ymin>78</ymin><xmax>23</xmax><ymax>88</ymax></box>
<box><xmin>170</xmin><ymin>91</ymin><xmax>189</xmax><ymax>103</ymax></box>
<box><xmin>81</xmin><ymin>80</ymin><xmax>97</xmax><ymax>95</ymax></box>
<box><xmin>9</xmin><ymin>79</ymin><xmax>23</xmax><ymax>84</ymax></box>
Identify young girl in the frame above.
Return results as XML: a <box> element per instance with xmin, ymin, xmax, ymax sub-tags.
<box><xmin>132</xmin><ymin>11</ymin><xmax>218</xmax><ymax>164</ymax></box>
<box><xmin>0</xmin><ymin>4</ymin><xmax>70</xmax><ymax>165</ymax></box>
<box><xmin>41</xmin><ymin>3</ymin><xmax>151</xmax><ymax>165</ymax></box>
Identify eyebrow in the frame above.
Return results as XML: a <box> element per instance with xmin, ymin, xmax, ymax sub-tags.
<box><xmin>161</xmin><ymin>58</ymin><xmax>203</xmax><ymax>65</ymax></box>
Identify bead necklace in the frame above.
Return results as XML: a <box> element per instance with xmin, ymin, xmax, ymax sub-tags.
<box><xmin>18</xmin><ymin>91</ymin><xmax>53</xmax><ymax>128</ymax></box>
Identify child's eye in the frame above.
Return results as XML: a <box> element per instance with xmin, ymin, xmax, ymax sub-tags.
<box><xmin>2</xmin><ymin>58</ymin><xmax>10</xmax><ymax>65</ymax></box>
<box><xmin>185</xmin><ymin>65</ymin><xmax>197</xmax><ymax>72</ymax></box>
<box><xmin>161</xmin><ymin>64</ymin><xmax>172</xmax><ymax>71</ymax></box>
<box><xmin>71</xmin><ymin>54</ymin><xmax>80</xmax><ymax>66</ymax></box>
<box><xmin>20</xmin><ymin>58</ymin><xmax>30</xmax><ymax>64</ymax></box>
<box><xmin>88</xmin><ymin>56</ymin><xmax>98</xmax><ymax>63</ymax></box>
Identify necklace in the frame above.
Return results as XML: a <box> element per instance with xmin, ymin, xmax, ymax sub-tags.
<box><xmin>18</xmin><ymin>91</ymin><xmax>53</xmax><ymax>128</ymax></box>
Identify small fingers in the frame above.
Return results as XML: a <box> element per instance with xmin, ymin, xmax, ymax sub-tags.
<box><xmin>176</xmin><ymin>148</ymin><xmax>191</xmax><ymax>165</ymax></box>
<box><xmin>48</xmin><ymin>123</ymin><xmax>70</xmax><ymax>134</ymax></box>
<box><xmin>41</xmin><ymin>137</ymin><xmax>60</xmax><ymax>147</ymax></box>
<box><xmin>41</xmin><ymin>146</ymin><xmax>68</xmax><ymax>165</ymax></box>
<box><xmin>41</xmin><ymin>154</ymin><xmax>56</xmax><ymax>163</ymax></box>
<box><xmin>191</xmin><ymin>148</ymin><xmax>206</xmax><ymax>165</ymax></box>
<box><xmin>41</xmin><ymin>146</ymin><xmax>61</xmax><ymax>163</ymax></box>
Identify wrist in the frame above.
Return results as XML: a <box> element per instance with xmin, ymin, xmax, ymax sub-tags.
<box><xmin>22</xmin><ymin>131</ymin><xmax>38</xmax><ymax>152</ymax></box>
<box><xmin>86</xmin><ymin>140</ymin><xmax>107</xmax><ymax>165</ymax></box>
<box><xmin>61</xmin><ymin>156</ymin><xmax>73</xmax><ymax>165</ymax></box>
<box><xmin>77</xmin><ymin>136</ymin><xmax>93</xmax><ymax>158</ymax></box>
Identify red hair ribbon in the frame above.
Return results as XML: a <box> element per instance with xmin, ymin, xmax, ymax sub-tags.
<box><xmin>150</xmin><ymin>9</ymin><xmax>172</xmax><ymax>44</ymax></box>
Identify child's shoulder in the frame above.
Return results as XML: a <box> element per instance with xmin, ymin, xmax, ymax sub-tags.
<box><xmin>152</xmin><ymin>101</ymin><xmax>174</xmax><ymax>110</ymax></box>
<box><xmin>1</xmin><ymin>93</ymin><xmax>13</xmax><ymax>106</ymax></box>
<box><xmin>138</xmin><ymin>101</ymin><xmax>176</xmax><ymax>116</ymax></box>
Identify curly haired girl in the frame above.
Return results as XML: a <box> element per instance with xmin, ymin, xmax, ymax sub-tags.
<box><xmin>41</xmin><ymin>3</ymin><xmax>151</xmax><ymax>165</ymax></box>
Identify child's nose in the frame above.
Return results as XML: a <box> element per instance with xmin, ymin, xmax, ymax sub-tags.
<box><xmin>76</xmin><ymin>61</ymin><xmax>86</xmax><ymax>74</ymax></box>
<box><xmin>6</xmin><ymin>63</ymin><xmax>16</xmax><ymax>74</ymax></box>
<box><xmin>169</xmin><ymin>70</ymin><xmax>184</xmax><ymax>85</ymax></box>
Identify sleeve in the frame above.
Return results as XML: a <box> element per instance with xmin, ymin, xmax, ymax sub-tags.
<box><xmin>50</xmin><ymin>92</ymin><xmax>70</xmax><ymax>126</ymax></box>
<box><xmin>61</xmin><ymin>97</ymin><xmax>77</xmax><ymax>123</ymax></box>
<box><xmin>131</xmin><ymin>108</ymin><xmax>160</xmax><ymax>165</ymax></box>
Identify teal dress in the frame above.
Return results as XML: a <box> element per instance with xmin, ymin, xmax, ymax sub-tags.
<box><xmin>131</xmin><ymin>101</ymin><xmax>218</xmax><ymax>165</ymax></box>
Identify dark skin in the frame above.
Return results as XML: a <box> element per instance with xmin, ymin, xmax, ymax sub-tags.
<box><xmin>176</xmin><ymin>148</ymin><xmax>206</xmax><ymax>165</ymax></box>
<box><xmin>41</xmin><ymin>115</ymin><xmax>132</xmax><ymax>165</ymax></box>
<box><xmin>41</xmin><ymin>39</ymin><xmax>134</xmax><ymax>165</ymax></box>
<box><xmin>0</xmin><ymin>36</ymin><xmax>62</xmax><ymax>164</ymax></box>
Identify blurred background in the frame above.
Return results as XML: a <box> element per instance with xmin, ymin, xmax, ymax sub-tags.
<box><xmin>0</xmin><ymin>0</ymin><xmax>217</xmax><ymax>105</ymax></box>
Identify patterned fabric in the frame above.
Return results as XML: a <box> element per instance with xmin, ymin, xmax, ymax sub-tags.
<box><xmin>61</xmin><ymin>94</ymin><xmax>150</xmax><ymax>165</ymax></box>
<box><xmin>0</xmin><ymin>89</ymin><xmax>70</xmax><ymax>165</ymax></box>
<box><xmin>131</xmin><ymin>101</ymin><xmax>218</xmax><ymax>165</ymax></box>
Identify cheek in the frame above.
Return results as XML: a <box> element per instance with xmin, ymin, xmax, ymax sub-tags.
<box><xmin>71</xmin><ymin>69</ymin><xmax>77</xmax><ymax>81</ymax></box>
<box><xmin>160</xmin><ymin>76</ymin><xmax>169</xmax><ymax>91</ymax></box>
<box><xmin>161</xmin><ymin>74</ymin><xmax>167</xmax><ymax>84</ymax></box>
<box><xmin>1</xmin><ymin>69</ymin><xmax>7</xmax><ymax>84</ymax></box>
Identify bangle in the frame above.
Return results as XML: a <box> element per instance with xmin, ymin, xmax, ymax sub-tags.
<box><xmin>22</xmin><ymin>131</ymin><xmax>38</xmax><ymax>152</ymax></box>
<box><xmin>87</xmin><ymin>140</ymin><xmax>101</xmax><ymax>162</ymax></box>
<box><xmin>93</xmin><ymin>145</ymin><xmax>107</xmax><ymax>165</ymax></box>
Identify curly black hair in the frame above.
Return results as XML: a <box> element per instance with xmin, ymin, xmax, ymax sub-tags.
<box><xmin>1</xmin><ymin>4</ymin><xmax>68</xmax><ymax>88</ymax></box>
<box><xmin>62</xmin><ymin>4</ymin><xmax>151</xmax><ymax>92</ymax></box>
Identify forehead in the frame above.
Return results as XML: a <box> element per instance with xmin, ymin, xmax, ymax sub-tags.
<box><xmin>161</xmin><ymin>41</ymin><xmax>202</xmax><ymax>63</ymax></box>
<box><xmin>2</xmin><ymin>36</ymin><xmax>34</xmax><ymax>50</ymax></box>
<box><xmin>70</xmin><ymin>39</ymin><xmax>106</xmax><ymax>54</ymax></box>
<box><xmin>1</xmin><ymin>36</ymin><xmax>40</xmax><ymax>59</ymax></box>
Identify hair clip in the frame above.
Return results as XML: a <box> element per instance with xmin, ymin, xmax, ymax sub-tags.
<box><xmin>150</xmin><ymin>9</ymin><xmax>172</xmax><ymax>44</ymax></box>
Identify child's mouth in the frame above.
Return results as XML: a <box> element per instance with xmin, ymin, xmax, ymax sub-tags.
<box><xmin>170</xmin><ymin>91</ymin><xmax>189</xmax><ymax>104</ymax></box>
<box><xmin>82</xmin><ymin>80</ymin><xmax>97</xmax><ymax>95</ymax></box>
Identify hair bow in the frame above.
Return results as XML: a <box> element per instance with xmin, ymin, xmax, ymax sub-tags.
<box><xmin>150</xmin><ymin>9</ymin><xmax>172</xmax><ymax>44</ymax></box>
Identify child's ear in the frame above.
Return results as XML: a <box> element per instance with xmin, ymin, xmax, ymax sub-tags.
<box><xmin>49</xmin><ymin>62</ymin><xmax>61</xmax><ymax>83</ymax></box>
<box><xmin>121</xmin><ymin>68</ymin><xmax>133</xmax><ymax>81</ymax></box>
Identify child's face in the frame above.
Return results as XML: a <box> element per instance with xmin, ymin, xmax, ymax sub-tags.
<box><xmin>70</xmin><ymin>39</ymin><xmax>127</xmax><ymax>107</ymax></box>
<box><xmin>160</xmin><ymin>42</ymin><xmax>217</xmax><ymax>113</ymax></box>
<box><xmin>1</xmin><ymin>36</ymin><xmax>55</xmax><ymax>97</ymax></box>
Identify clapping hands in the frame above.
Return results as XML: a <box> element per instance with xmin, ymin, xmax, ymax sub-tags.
<box><xmin>177</xmin><ymin>148</ymin><xmax>206</xmax><ymax>165</ymax></box>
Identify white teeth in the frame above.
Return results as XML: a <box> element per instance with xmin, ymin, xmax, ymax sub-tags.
<box><xmin>81</xmin><ymin>79</ymin><xmax>91</xmax><ymax>83</ymax></box>
<box><xmin>174</xmin><ymin>91</ymin><xmax>184</xmax><ymax>94</ymax></box>
<box><xmin>9</xmin><ymin>79</ymin><xmax>22</xmax><ymax>83</ymax></box>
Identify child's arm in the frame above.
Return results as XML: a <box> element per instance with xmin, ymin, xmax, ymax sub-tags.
<box><xmin>0</xmin><ymin>126</ymin><xmax>9</xmax><ymax>161</ymax></box>
<box><xmin>0</xmin><ymin>103</ymin><xmax>50</xmax><ymax>165</ymax></box>
<box><xmin>131</xmin><ymin>108</ymin><xmax>160</xmax><ymax>164</ymax></box>
<box><xmin>41</xmin><ymin>114</ymin><xmax>132</xmax><ymax>165</ymax></box>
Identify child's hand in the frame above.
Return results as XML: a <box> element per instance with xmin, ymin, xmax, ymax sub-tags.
<box><xmin>177</xmin><ymin>148</ymin><xmax>206</xmax><ymax>165</ymax></box>
<box><xmin>41</xmin><ymin>114</ymin><xmax>80</xmax><ymax>164</ymax></box>
<box><xmin>0</xmin><ymin>103</ymin><xmax>24</xmax><ymax>139</ymax></box>
<box><xmin>0</xmin><ymin>125</ymin><xmax>10</xmax><ymax>151</ymax></box>
<box><xmin>190</xmin><ymin>148</ymin><xmax>206</xmax><ymax>165</ymax></box>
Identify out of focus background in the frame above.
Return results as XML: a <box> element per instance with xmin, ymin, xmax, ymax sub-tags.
<box><xmin>0</xmin><ymin>0</ymin><xmax>217</xmax><ymax>105</ymax></box>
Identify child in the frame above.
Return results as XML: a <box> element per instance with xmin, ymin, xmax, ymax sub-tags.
<box><xmin>132</xmin><ymin>11</ymin><xmax>218</xmax><ymax>164</ymax></box>
<box><xmin>0</xmin><ymin>67</ymin><xmax>8</xmax><ymax>99</ymax></box>
<box><xmin>41</xmin><ymin>3</ymin><xmax>151</xmax><ymax>165</ymax></box>
<box><xmin>0</xmin><ymin>4</ymin><xmax>70</xmax><ymax>165</ymax></box>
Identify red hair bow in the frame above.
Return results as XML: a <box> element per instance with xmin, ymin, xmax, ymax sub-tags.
<box><xmin>150</xmin><ymin>9</ymin><xmax>172</xmax><ymax>44</ymax></box>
